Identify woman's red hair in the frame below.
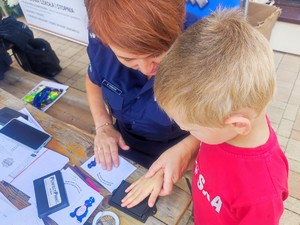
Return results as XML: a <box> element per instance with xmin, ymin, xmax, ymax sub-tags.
<box><xmin>85</xmin><ymin>0</ymin><xmax>186</xmax><ymax>54</ymax></box>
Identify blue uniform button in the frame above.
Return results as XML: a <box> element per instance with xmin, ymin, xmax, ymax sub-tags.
<box><xmin>136</xmin><ymin>96</ymin><xmax>140</xmax><ymax>99</ymax></box>
<box><xmin>132</xmin><ymin>121</ymin><xmax>136</xmax><ymax>125</ymax></box>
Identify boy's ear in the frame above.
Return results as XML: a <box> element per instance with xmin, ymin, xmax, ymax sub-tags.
<box><xmin>224</xmin><ymin>115</ymin><xmax>252</xmax><ymax>135</ymax></box>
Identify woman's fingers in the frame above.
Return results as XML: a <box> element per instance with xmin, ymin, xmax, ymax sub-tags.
<box><xmin>110</xmin><ymin>143</ymin><xmax>120</xmax><ymax>168</ymax></box>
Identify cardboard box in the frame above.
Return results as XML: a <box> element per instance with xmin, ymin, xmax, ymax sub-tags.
<box><xmin>247</xmin><ymin>2</ymin><xmax>281</xmax><ymax>40</ymax></box>
<box><xmin>185</xmin><ymin>1</ymin><xmax>281</xmax><ymax>41</ymax></box>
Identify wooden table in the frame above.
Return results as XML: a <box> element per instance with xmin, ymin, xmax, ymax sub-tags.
<box><xmin>0</xmin><ymin>88</ymin><xmax>192</xmax><ymax>225</ymax></box>
<box><xmin>0</xmin><ymin>68</ymin><xmax>94</xmax><ymax>134</ymax></box>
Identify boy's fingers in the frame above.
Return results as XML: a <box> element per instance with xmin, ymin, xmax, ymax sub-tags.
<box><xmin>122</xmin><ymin>189</ymin><xmax>145</xmax><ymax>208</ymax></box>
<box><xmin>121</xmin><ymin>191</ymin><xmax>134</xmax><ymax>207</ymax></box>
<box><xmin>125</xmin><ymin>179</ymin><xmax>140</xmax><ymax>193</ymax></box>
<box><xmin>122</xmin><ymin>184</ymin><xmax>143</xmax><ymax>202</ymax></box>
<box><xmin>126</xmin><ymin>192</ymin><xmax>148</xmax><ymax>208</ymax></box>
<box><xmin>148</xmin><ymin>188</ymin><xmax>160</xmax><ymax>208</ymax></box>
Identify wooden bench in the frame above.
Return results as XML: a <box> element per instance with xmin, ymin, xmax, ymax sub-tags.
<box><xmin>0</xmin><ymin>67</ymin><xmax>94</xmax><ymax>134</ymax></box>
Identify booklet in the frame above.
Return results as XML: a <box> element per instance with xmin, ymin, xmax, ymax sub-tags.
<box><xmin>23</xmin><ymin>81</ymin><xmax>68</xmax><ymax>112</ymax></box>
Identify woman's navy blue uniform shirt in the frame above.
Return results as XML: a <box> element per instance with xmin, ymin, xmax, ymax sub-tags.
<box><xmin>87</xmin><ymin>13</ymin><xmax>199</xmax><ymax>165</ymax></box>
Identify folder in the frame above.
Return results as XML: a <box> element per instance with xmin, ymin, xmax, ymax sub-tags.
<box><xmin>33</xmin><ymin>170</ymin><xmax>69</xmax><ymax>218</ymax></box>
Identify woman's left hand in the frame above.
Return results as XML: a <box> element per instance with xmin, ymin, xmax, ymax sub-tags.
<box><xmin>145</xmin><ymin>135</ymin><xmax>199</xmax><ymax>196</ymax></box>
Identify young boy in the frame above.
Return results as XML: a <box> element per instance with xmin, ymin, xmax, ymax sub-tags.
<box><xmin>122</xmin><ymin>9</ymin><xmax>289</xmax><ymax>224</ymax></box>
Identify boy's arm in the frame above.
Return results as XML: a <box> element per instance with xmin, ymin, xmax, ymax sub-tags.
<box><xmin>121</xmin><ymin>169</ymin><xmax>164</xmax><ymax>208</ymax></box>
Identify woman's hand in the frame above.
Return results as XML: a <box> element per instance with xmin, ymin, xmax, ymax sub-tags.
<box><xmin>145</xmin><ymin>135</ymin><xmax>199</xmax><ymax>195</ymax></box>
<box><xmin>86</xmin><ymin>75</ymin><xmax>130</xmax><ymax>170</ymax></box>
<box><xmin>121</xmin><ymin>169</ymin><xmax>164</xmax><ymax>208</ymax></box>
<box><xmin>94</xmin><ymin>125</ymin><xmax>129</xmax><ymax>170</ymax></box>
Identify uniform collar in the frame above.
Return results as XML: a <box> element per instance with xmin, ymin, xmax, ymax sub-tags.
<box><xmin>138</xmin><ymin>76</ymin><xmax>154</xmax><ymax>95</ymax></box>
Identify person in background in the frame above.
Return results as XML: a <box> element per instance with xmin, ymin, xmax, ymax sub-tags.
<box><xmin>122</xmin><ymin>9</ymin><xmax>289</xmax><ymax>225</ymax></box>
<box><xmin>84</xmin><ymin>0</ymin><xmax>200</xmax><ymax>196</ymax></box>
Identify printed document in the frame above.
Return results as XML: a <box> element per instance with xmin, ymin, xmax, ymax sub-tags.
<box><xmin>49</xmin><ymin>168</ymin><xmax>103</xmax><ymax>224</ymax></box>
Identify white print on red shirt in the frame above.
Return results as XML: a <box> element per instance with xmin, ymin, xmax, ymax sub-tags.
<box><xmin>194</xmin><ymin>161</ymin><xmax>223</xmax><ymax>213</ymax></box>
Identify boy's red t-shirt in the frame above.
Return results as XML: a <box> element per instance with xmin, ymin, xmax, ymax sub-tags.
<box><xmin>192</xmin><ymin>120</ymin><xmax>289</xmax><ymax>225</ymax></box>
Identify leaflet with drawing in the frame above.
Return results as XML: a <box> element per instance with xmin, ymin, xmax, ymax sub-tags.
<box><xmin>81</xmin><ymin>156</ymin><xmax>136</xmax><ymax>193</ymax></box>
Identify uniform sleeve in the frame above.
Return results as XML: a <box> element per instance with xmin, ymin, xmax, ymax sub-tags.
<box><xmin>87</xmin><ymin>30</ymin><xmax>107</xmax><ymax>85</ymax></box>
<box><xmin>238</xmin><ymin>195</ymin><xmax>285</xmax><ymax>225</ymax></box>
<box><xmin>87</xmin><ymin>30</ymin><xmax>116</xmax><ymax>86</ymax></box>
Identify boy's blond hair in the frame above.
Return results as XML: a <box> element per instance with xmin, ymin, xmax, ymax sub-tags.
<box><xmin>154</xmin><ymin>9</ymin><xmax>276</xmax><ymax>127</ymax></box>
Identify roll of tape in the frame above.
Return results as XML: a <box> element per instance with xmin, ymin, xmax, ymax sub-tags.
<box><xmin>92</xmin><ymin>211</ymin><xmax>120</xmax><ymax>225</ymax></box>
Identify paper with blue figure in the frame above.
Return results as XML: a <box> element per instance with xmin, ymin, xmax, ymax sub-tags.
<box><xmin>49</xmin><ymin>168</ymin><xmax>103</xmax><ymax>224</ymax></box>
<box><xmin>81</xmin><ymin>156</ymin><xmax>136</xmax><ymax>193</ymax></box>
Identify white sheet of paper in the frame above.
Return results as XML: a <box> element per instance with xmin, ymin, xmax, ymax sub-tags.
<box><xmin>0</xmin><ymin>112</ymin><xmax>50</xmax><ymax>183</ymax></box>
<box><xmin>1</xmin><ymin>111</ymin><xmax>69</xmax><ymax>200</ymax></box>
<box><xmin>49</xmin><ymin>168</ymin><xmax>103</xmax><ymax>225</ymax></box>
<box><xmin>1</xmin><ymin>205</ymin><xmax>44</xmax><ymax>225</ymax></box>
<box><xmin>10</xmin><ymin>149</ymin><xmax>69</xmax><ymax>203</ymax></box>
<box><xmin>0</xmin><ymin>193</ymin><xmax>18</xmax><ymax>220</ymax></box>
<box><xmin>81</xmin><ymin>156</ymin><xmax>136</xmax><ymax>193</ymax></box>
<box><xmin>0</xmin><ymin>133</ymin><xmax>47</xmax><ymax>183</ymax></box>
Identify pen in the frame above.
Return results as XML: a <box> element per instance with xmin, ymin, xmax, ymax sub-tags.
<box><xmin>72</xmin><ymin>165</ymin><xmax>101</xmax><ymax>193</ymax></box>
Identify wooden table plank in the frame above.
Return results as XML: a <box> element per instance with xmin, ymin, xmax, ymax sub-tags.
<box><xmin>0</xmin><ymin>68</ymin><xmax>94</xmax><ymax>134</ymax></box>
<box><xmin>0</xmin><ymin>88</ymin><xmax>191</xmax><ymax>225</ymax></box>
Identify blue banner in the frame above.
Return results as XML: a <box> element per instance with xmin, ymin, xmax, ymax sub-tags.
<box><xmin>186</xmin><ymin>0</ymin><xmax>240</xmax><ymax>18</ymax></box>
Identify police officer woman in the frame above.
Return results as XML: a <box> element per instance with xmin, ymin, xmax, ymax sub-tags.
<box><xmin>85</xmin><ymin>0</ymin><xmax>200</xmax><ymax>195</ymax></box>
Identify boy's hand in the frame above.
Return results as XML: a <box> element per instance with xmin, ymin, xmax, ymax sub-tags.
<box><xmin>121</xmin><ymin>169</ymin><xmax>164</xmax><ymax>208</ymax></box>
